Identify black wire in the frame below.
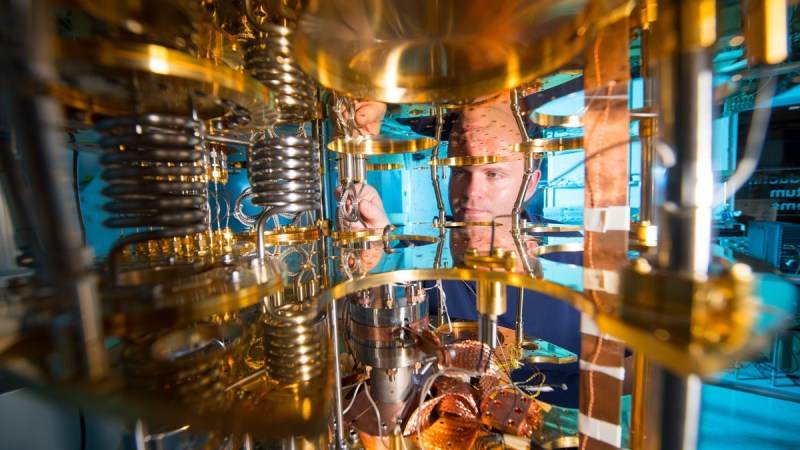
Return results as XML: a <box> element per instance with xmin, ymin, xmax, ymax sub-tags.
<box><xmin>72</xmin><ymin>150</ymin><xmax>86</xmax><ymax>245</ymax></box>
<box><xmin>78</xmin><ymin>408</ymin><xmax>86</xmax><ymax>450</ymax></box>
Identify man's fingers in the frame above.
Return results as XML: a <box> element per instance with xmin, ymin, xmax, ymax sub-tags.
<box><xmin>357</xmin><ymin>199</ymin><xmax>390</xmax><ymax>229</ymax></box>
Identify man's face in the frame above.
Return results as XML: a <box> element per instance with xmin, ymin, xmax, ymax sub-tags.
<box><xmin>447</xmin><ymin>96</ymin><xmax>540</xmax><ymax>222</ymax></box>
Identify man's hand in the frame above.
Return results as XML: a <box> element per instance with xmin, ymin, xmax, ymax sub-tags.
<box><xmin>334</xmin><ymin>100</ymin><xmax>387</xmax><ymax>137</ymax></box>
<box><xmin>334</xmin><ymin>182</ymin><xmax>390</xmax><ymax>230</ymax></box>
<box><xmin>352</xmin><ymin>101</ymin><xmax>386</xmax><ymax>136</ymax></box>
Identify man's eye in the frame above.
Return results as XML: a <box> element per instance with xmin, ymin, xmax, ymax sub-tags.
<box><xmin>487</xmin><ymin>171</ymin><xmax>502</xmax><ymax>179</ymax></box>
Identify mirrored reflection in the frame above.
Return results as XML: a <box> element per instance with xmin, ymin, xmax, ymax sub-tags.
<box><xmin>4</xmin><ymin>2</ymin><xmax>800</xmax><ymax>449</ymax></box>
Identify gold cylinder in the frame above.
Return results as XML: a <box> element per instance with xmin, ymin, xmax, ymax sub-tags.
<box><xmin>477</xmin><ymin>280</ymin><xmax>506</xmax><ymax>318</ymax></box>
<box><xmin>744</xmin><ymin>0</ymin><xmax>788</xmax><ymax>65</ymax></box>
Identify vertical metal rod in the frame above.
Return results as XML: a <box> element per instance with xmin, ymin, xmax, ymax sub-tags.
<box><xmin>134</xmin><ymin>420</ymin><xmax>147</xmax><ymax>450</ymax></box>
<box><xmin>0</xmin><ymin>131</ymin><xmax>41</xmax><ymax>263</ymax></box>
<box><xmin>515</xmin><ymin>287</ymin><xmax>524</xmax><ymax>346</ymax></box>
<box><xmin>630</xmin><ymin>353</ymin><xmax>650</xmax><ymax>450</ymax></box>
<box><xmin>314</xmin><ymin>89</ymin><xmax>329</xmax><ymax>221</ymax></box>
<box><xmin>430</xmin><ymin>106</ymin><xmax>447</xmax><ymax>227</ymax></box>
<box><xmin>656</xmin><ymin>0</ymin><xmax>714</xmax><ymax>277</ymax></box>
<box><xmin>639</xmin><ymin>28</ymin><xmax>656</xmax><ymax>225</ymax></box>
<box><xmin>4</xmin><ymin>0</ymin><xmax>107</xmax><ymax>379</ymax></box>
<box><xmin>478</xmin><ymin>314</ymin><xmax>498</xmax><ymax>349</ymax></box>
<box><xmin>510</xmin><ymin>89</ymin><xmax>534</xmax><ymax>231</ymax></box>
<box><xmin>649</xmin><ymin>1</ymin><xmax>715</xmax><ymax>448</ymax></box>
<box><xmin>659</xmin><ymin>371</ymin><xmax>702</xmax><ymax>449</ymax></box>
<box><xmin>328</xmin><ymin>298</ymin><xmax>346</xmax><ymax>449</ymax></box>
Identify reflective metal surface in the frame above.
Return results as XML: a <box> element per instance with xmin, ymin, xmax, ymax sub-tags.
<box><xmin>295</xmin><ymin>0</ymin><xmax>608</xmax><ymax>103</ymax></box>
<box><xmin>1</xmin><ymin>1</ymin><xmax>799</xmax><ymax>449</ymax></box>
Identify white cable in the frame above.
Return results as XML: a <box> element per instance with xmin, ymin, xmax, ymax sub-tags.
<box><xmin>713</xmin><ymin>76</ymin><xmax>777</xmax><ymax>207</ymax></box>
<box><xmin>363</xmin><ymin>383</ymin><xmax>388</xmax><ymax>449</ymax></box>
<box><xmin>342</xmin><ymin>381</ymin><xmax>364</xmax><ymax>415</ymax></box>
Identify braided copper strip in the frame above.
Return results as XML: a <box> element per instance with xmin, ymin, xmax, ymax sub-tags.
<box><xmin>348</xmin><ymin>317</ymin><xmax>430</xmax><ymax>343</ymax></box>
<box><xmin>416</xmin><ymin>415</ymin><xmax>483</xmax><ymax>450</ymax></box>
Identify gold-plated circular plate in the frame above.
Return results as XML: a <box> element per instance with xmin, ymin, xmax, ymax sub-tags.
<box><xmin>238</xmin><ymin>226</ymin><xmax>323</xmax><ymax>247</ymax></box>
<box><xmin>430</xmin><ymin>156</ymin><xmax>506</xmax><ymax>166</ymax></box>
<box><xmin>531</xmin><ymin>242</ymin><xmax>584</xmax><ymax>256</ymax></box>
<box><xmin>529</xmin><ymin>110</ymin><xmax>585</xmax><ymax>128</ymax></box>
<box><xmin>441</xmin><ymin>221</ymin><xmax>505</xmax><ymax>228</ymax></box>
<box><xmin>56</xmin><ymin>39</ymin><xmax>274</xmax><ymax>129</ymax></box>
<box><xmin>520</xmin><ymin>224</ymin><xmax>583</xmax><ymax>234</ymax></box>
<box><xmin>295</xmin><ymin>0</ymin><xmax>606</xmax><ymax>103</ymax></box>
<box><xmin>510</xmin><ymin>137</ymin><xmax>585</xmax><ymax>155</ymax></box>
<box><xmin>334</xmin><ymin>234</ymin><xmax>439</xmax><ymax>247</ymax></box>
<box><xmin>76</xmin><ymin>0</ymin><xmax>197</xmax><ymax>48</ymax></box>
<box><xmin>366</xmin><ymin>163</ymin><xmax>404</xmax><ymax>171</ymax></box>
<box><xmin>327</xmin><ymin>135</ymin><xmax>438</xmax><ymax>155</ymax></box>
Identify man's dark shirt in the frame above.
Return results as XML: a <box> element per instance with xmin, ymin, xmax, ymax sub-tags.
<box><xmin>424</xmin><ymin>214</ymin><xmax>583</xmax><ymax>408</ymax></box>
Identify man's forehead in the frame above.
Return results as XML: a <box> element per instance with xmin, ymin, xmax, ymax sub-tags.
<box><xmin>448</xmin><ymin>122</ymin><xmax>524</xmax><ymax>159</ymax></box>
<box><xmin>447</xmin><ymin>137</ymin><xmax>525</xmax><ymax>160</ymax></box>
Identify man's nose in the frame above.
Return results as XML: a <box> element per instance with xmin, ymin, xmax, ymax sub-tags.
<box><xmin>463</xmin><ymin>173</ymin><xmax>486</xmax><ymax>198</ymax></box>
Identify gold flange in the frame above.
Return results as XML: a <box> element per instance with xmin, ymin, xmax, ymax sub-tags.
<box><xmin>430</xmin><ymin>156</ymin><xmax>506</xmax><ymax>167</ymax></box>
<box><xmin>315</xmin><ymin>268</ymin><xmax>595</xmax><ymax>317</ymax></box>
<box><xmin>332</xmin><ymin>163</ymin><xmax>405</xmax><ymax>171</ymax></box>
<box><xmin>55</xmin><ymin>39</ymin><xmax>274</xmax><ymax>128</ymax></box>
<box><xmin>366</xmin><ymin>163</ymin><xmax>403</xmax><ymax>171</ymax></box>
<box><xmin>531</xmin><ymin>243</ymin><xmax>584</xmax><ymax>257</ymax></box>
<box><xmin>509</xmin><ymin>137</ymin><xmax>585</xmax><ymax>155</ymax></box>
<box><xmin>529</xmin><ymin>111</ymin><xmax>584</xmax><ymax>128</ymax></box>
<box><xmin>334</xmin><ymin>234</ymin><xmax>439</xmax><ymax>247</ymax></box>
<box><xmin>76</xmin><ymin>0</ymin><xmax>198</xmax><ymax>45</ymax></box>
<box><xmin>295</xmin><ymin>0</ymin><xmax>607</xmax><ymax>103</ymax></box>
<box><xmin>327</xmin><ymin>135</ymin><xmax>438</xmax><ymax>155</ymax></box>
<box><xmin>440</xmin><ymin>221</ymin><xmax>505</xmax><ymax>228</ymax></box>
<box><xmin>238</xmin><ymin>226</ymin><xmax>324</xmax><ymax>247</ymax></box>
<box><xmin>104</xmin><ymin>260</ymin><xmax>284</xmax><ymax>335</ymax></box>
<box><xmin>331</xmin><ymin>229</ymin><xmax>384</xmax><ymax>241</ymax></box>
<box><xmin>521</xmin><ymin>225</ymin><xmax>582</xmax><ymax>235</ymax></box>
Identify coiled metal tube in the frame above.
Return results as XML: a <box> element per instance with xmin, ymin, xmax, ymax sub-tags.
<box><xmin>262</xmin><ymin>300</ymin><xmax>324</xmax><ymax>384</ymax></box>
<box><xmin>96</xmin><ymin>114</ymin><xmax>208</xmax><ymax>255</ymax></box>
<box><xmin>243</xmin><ymin>25</ymin><xmax>316</xmax><ymax>124</ymax></box>
<box><xmin>248</xmin><ymin>135</ymin><xmax>320</xmax><ymax>214</ymax></box>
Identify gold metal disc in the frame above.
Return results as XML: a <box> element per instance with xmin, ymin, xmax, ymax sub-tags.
<box><xmin>520</xmin><ymin>224</ymin><xmax>583</xmax><ymax>234</ymax></box>
<box><xmin>510</xmin><ymin>137</ymin><xmax>585</xmax><ymax>158</ymax></box>
<box><xmin>55</xmin><ymin>39</ymin><xmax>274</xmax><ymax>129</ymax></box>
<box><xmin>430</xmin><ymin>156</ymin><xmax>506</xmax><ymax>166</ymax></box>
<box><xmin>295</xmin><ymin>0</ymin><xmax>606</xmax><ymax>103</ymax></box>
<box><xmin>327</xmin><ymin>135</ymin><xmax>438</xmax><ymax>155</ymax></box>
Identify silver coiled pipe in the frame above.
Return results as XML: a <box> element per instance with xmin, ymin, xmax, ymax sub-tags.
<box><xmin>248</xmin><ymin>135</ymin><xmax>320</xmax><ymax>213</ymax></box>
<box><xmin>262</xmin><ymin>299</ymin><xmax>324</xmax><ymax>384</ymax></box>
<box><xmin>243</xmin><ymin>24</ymin><xmax>316</xmax><ymax>124</ymax></box>
<box><xmin>96</xmin><ymin>114</ymin><xmax>208</xmax><ymax>276</ymax></box>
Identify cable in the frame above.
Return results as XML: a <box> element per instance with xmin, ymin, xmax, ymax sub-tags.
<box><xmin>342</xmin><ymin>381</ymin><xmax>364</xmax><ymax>415</ymax></box>
<box><xmin>72</xmin><ymin>150</ymin><xmax>86</xmax><ymax>245</ymax></box>
<box><xmin>713</xmin><ymin>76</ymin><xmax>777</xmax><ymax>207</ymax></box>
<box><xmin>78</xmin><ymin>408</ymin><xmax>86</xmax><ymax>450</ymax></box>
<box><xmin>363</xmin><ymin>382</ymin><xmax>388</xmax><ymax>449</ymax></box>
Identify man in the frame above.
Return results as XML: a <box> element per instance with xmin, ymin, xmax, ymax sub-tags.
<box><xmin>338</xmin><ymin>93</ymin><xmax>582</xmax><ymax>407</ymax></box>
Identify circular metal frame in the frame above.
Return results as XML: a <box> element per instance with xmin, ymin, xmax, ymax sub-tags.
<box><xmin>315</xmin><ymin>268</ymin><xmax>595</xmax><ymax>317</ymax></box>
<box><xmin>55</xmin><ymin>39</ymin><xmax>274</xmax><ymax>129</ymax></box>
<box><xmin>509</xmin><ymin>136</ymin><xmax>585</xmax><ymax>155</ymax></box>
<box><xmin>334</xmin><ymin>234</ymin><xmax>439</xmax><ymax>247</ymax></box>
<box><xmin>520</xmin><ymin>224</ymin><xmax>583</xmax><ymax>234</ymax></box>
<box><xmin>430</xmin><ymin>155</ymin><xmax>507</xmax><ymax>167</ymax></box>
<box><xmin>327</xmin><ymin>135</ymin><xmax>438</xmax><ymax>155</ymax></box>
